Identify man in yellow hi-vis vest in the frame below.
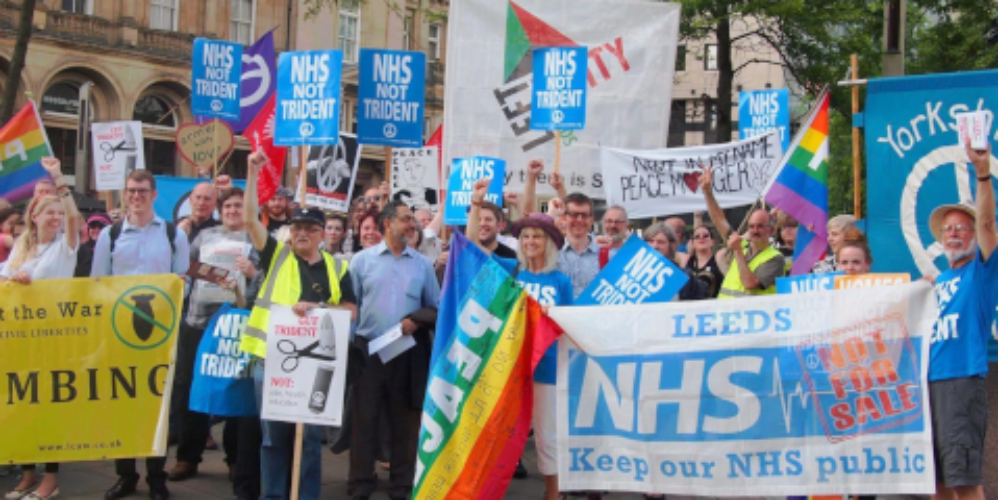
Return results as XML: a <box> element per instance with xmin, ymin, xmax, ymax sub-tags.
<box><xmin>241</xmin><ymin>152</ymin><xmax>357</xmax><ymax>500</ymax></box>
<box><xmin>698</xmin><ymin>165</ymin><xmax>785</xmax><ymax>299</ymax></box>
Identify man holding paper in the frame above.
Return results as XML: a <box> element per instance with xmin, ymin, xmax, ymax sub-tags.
<box><xmin>347</xmin><ymin>200</ymin><xmax>440</xmax><ymax>500</ymax></box>
<box><xmin>240</xmin><ymin>152</ymin><xmax>357</xmax><ymax>500</ymax></box>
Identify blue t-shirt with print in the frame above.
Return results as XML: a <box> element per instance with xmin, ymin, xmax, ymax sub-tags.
<box><xmin>930</xmin><ymin>248</ymin><xmax>998</xmax><ymax>381</ymax></box>
<box><xmin>493</xmin><ymin>256</ymin><xmax>573</xmax><ymax>384</ymax></box>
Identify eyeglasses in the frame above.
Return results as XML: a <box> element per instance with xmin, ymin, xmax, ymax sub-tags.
<box><xmin>565</xmin><ymin>211</ymin><xmax>592</xmax><ymax>220</ymax></box>
<box><xmin>291</xmin><ymin>224</ymin><xmax>322</xmax><ymax>234</ymax></box>
<box><xmin>747</xmin><ymin>223</ymin><xmax>770</xmax><ymax>230</ymax></box>
<box><xmin>942</xmin><ymin>224</ymin><xmax>972</xmax><ymax>234</ymax></box>
<box><xmin>693</xmin><ymin>233</ymin><xmax>712</xmax><ymax>240</ymax></box>
<box><xmin>363</xmin><ymin>195</ymin><xmax>382</xmax><ymax>202</ymax></box>
<box><xmin>125</xmin><ymin>188</ymin><xmax>152</xmax><ymax>197</ymax></box>
<box><xmin>603</xmin><ymin>219</ymin><xmax>626</xmax><ymax>225</ymax></box>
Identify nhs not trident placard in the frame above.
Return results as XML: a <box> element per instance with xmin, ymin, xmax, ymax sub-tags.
<box><xmin>358</xmin><ymin>49</ymin><xmax>426</xmax><ymax>147</ymax></box>
<box><xmin>531</xmin><ymin>46</ymin><xmax>587</xmax><ymax>130</ymax></box>
<box><xmin>191</xmin><ymin>39</ymin><xmax>243</xmax><ymax>122</ymax></box>
<box><xmin>275</xmin><ymin>50</ymin><xmax>343</xmax><ymax>146</ymax></box>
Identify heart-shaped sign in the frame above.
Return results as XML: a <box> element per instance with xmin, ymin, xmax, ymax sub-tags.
<box><xmin>175</xmin><ymin>120</ymin><xmax>235</xmax><ymax>168</ymax></box>
<box><xmin>683</xmin><ymin>171</ymin><xmax>701</xmax><ymax>193</ymax></box>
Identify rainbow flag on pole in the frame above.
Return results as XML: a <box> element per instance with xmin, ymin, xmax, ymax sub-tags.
<box><xmin>0</xmin><ymin>101</ymin><xmax>54</xmax><ymax>203</ymax></box>
<box><xmin>415</xmin><ymin>232</ymin><xmax>559</xmax><ymax>500</ymax></box>
<box><xmin>763</xmin><ymin>89</ymin><xmax>830</xmax><ymax>274</ymax></box>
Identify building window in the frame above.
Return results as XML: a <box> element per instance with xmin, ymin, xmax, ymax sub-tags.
<box><xmin>45</xmin><ymin>128</ymin><xmax>79</xmax><ymax>175</ymax></box>
<box><xmin>676</xmin><ymin>44</ymin><xmax>686</xmax><ymax>72</ymax></box>
<box><xmin>338</xmin><ymin>0</ymin><xmax>360</xmax><ymax>63</ymax></box>
<box><xmin>427</xmin><ymin>24</ymin><xmax>441</xmax><ymax>60</ymax></box>
<box><xmin>704</xmin><ymin>44</ymin><xmax>718</xmax><ymax>71</ymax></box>
<box><xmin>61</xmin><ymin>0</ymin><xmax>90</xmax><ymax>14</ymax></box>
<box><xmin>403</xmin><ymin>11</ymin><xmax>414</xmax><ymax>50</ymax></box>
<box><xmin>133</xmin><ymin>95</ymin><xmax>176</xmax><ymax>128</ymax></box>
<box><xmin>42</xmin><ymin>82</ymin><xmax>81</xmax><ymax>116</ymax></box>
<box><xmin>230</xmin><ymin>0</ymin><xmax>254</xmax><ymax>44</ymax></box>
<box><xmin>150</xmin><ymin>0</ymin><xmax>177</xmax><ymax>31</ymax></box>
<box><xmin>143</xmin><ymin>138</ymin><xmax>177</xmax><ymax>176</ymax></box>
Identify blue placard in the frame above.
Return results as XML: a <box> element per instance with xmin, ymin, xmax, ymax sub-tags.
<box><xmin>274</xmin><ymin>50</ymin><xmax>343</xmax><ymax>146</ymax></box>
<box><xmin>191</xmin><ymin>38</ymin><xmax>243</xmax><ymax>121</ymax></box>
<box><xmin>776</xmin><ymin>272</ymin><xmax>843</xmax><ymax>294</ymax></box>
<box><xmin>530</xmin><ymin>46</ymin><xmax>587</xmax><ymax>130</ymax></box>
<box><xmin>357</xmin><ymin>49</ymin><xmax>426</xmax><ymax>147</ymax></box>
<box><xmin>444</xmin><ymin>156</ymin><xmax>506</xmax><ymax>226</ymax></box>
<box><xmin>738</xmin><ymin>88</ymin><xmax>790</xmax><ymax>153</ymax></box>
<box><xmin>575</xmin><ymin>235</ymin><xmax>689</xmax><ymax>306</ymax></box>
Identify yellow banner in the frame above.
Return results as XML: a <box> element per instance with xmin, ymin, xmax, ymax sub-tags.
<box><xmin>0</xmin><ymin>275</ymin><xmax>183</xmax><ymax>464</ymax></box>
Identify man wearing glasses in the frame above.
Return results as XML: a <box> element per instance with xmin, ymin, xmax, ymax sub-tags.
<box><xmin>558</xmin><ymin>192</ymin><xmax>601</xmax><ymax>298</ymax></box>
<box><xmin>924</xmin><ymin>142</ymin><xmax>995</xmax><ymax>500</ymax></box>
<box><xmin>596</xmin><ymin>205</ymin><xmax>630</xmax><ymax>265</ymax></box>
<box><xmin>92</xmin><ymin>170</ymin><xmax>190</xmax><ymax>500</ymax></box>
<box><xmin>698</xmin><ymin>166</ymin><xmax>784</xmax><ymax>298</ymax></box>
<box><xmin>347</xmin><ymin>200</ymin><xmax>440</xmax><ymax>500</ymax></box>
<box><xmin>240</xmin><ymin>152</ymin><xmax>358</xmax><ymax>500</ymax></box>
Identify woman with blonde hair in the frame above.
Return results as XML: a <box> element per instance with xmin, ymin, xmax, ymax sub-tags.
<box><xmin>1</xmin><ymin>158</ymin><xmax>80</xmax><ymax>500</ymax></box>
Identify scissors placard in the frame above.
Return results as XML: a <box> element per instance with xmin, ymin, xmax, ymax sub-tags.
<box><xmin>91</xmin><ymin>121</ymin><xmax>145</xmax><ymax>192</ymax></box>
<box><xmin>261</xmin><ymin>305</ymin><xmax>351</xmax><ymax>426</ymax></box>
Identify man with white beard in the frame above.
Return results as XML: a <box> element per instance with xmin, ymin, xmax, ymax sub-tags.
<box><xmin>925</xmin><ymin>140</ymin><xmax>995</xmax><ymax>500</ymax></box>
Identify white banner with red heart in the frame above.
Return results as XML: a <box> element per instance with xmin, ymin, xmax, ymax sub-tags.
<box><xmin>599</xmin><ymin>130</ymin><xmax>782</xmax><ymax>218</ymax></box>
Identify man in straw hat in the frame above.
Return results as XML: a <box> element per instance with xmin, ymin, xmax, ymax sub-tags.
<box><xmin>926</xmin><ymin>140</ymin><xmax>995</xmax><ymax>500</ymax></box>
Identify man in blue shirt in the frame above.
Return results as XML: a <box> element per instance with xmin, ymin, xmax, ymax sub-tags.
<box><xmin>926</xmin><ymin>141</ymin><xmax>995</xmax><ymax>500</ymax></box>
<box><xmin>348</xmin><ymin>200</ymin><xmax>441</xmax><ymax>500</ymax></box>
<box><xmin>92</xmin><ymin>170</ymin><xmax>190</xmax><ymax>500</ymax></box>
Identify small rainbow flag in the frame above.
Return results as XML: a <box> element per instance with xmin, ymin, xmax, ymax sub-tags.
<box><xmin>0</xmin><ymin>101</ymin><xmax>54</xmax><ymax>203</ymax></box>
<box><xmin>414</xmin><ymin>232</ymin><xmax>560</xmax><ymax>500</ymax></box>
<box><xmin>764</xmin><ymin>89</ymin><xmax>830</xmax><ymax>274</ymax></box>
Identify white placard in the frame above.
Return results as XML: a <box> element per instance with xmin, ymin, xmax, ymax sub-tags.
<box><xmin>261</xmin><ymin>305</ymin><xmax>351</xmax><ymax>426</ymax></box>
<box><xmin>91</xmin><ymin>121</ymin><xmax>145</xmax><ymax>191</ymax></box>
<box><xmin>368</xmin><ymin>323</ymin><xmax>417</xmax><ymax>363</ymax></box>
<box><xmin>956</xmin><ymin>111</ymin><xmax>992</xmax><ymax>150</ymax></box>
<box><xmin>390</xmin><ymin>147</ymin><xmax>440</xmax><ymax>212</ymax></box>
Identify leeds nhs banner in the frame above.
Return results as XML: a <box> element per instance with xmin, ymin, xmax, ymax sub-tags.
<box><xmin>0</xmin><ymin>276</ymin><xmax>183</xmax><ymax>464</ymax></box>
<box><xmin>443</xmin><ymin>0</ymin><xmax>681</xmax><ymax>199</ymax></box>
<box><xmin>864</xmin><ymin>69</ymin><xmax>998</xmax><ymax>279</ymax></box>
<box><xmin>548</xmin><ymin>282</ymin><xmax>937</xmax><ymax>495</ymax></box>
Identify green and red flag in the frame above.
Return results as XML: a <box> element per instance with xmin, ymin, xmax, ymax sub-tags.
<box><xmin>415</xmin><ymin>231</ymin><xmax>561</xmax><ymax>500</ymax></box>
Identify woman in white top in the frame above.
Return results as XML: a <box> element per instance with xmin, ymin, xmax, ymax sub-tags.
<box><xmin>1</xmin><ymin>158</ymin><xmax>79</xmax><ymax>500</ymax></box>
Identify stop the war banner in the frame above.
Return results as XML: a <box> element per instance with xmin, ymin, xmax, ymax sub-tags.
<box><xmin>0</xmin><ymin>276</ymin><xmax>183</xmax><ymax>464</ymax></box>
<box><xmin>549</xmin><ymin>282</ymin><xmax>937</xmax><ymax>495</ymax></box>
<box><xmin>443</xmin><ymin>0</ymin><xmax>681</xmax><ymax>198</ymax></box>
<box><xmin>599</xmin><ymin>131</ymin><xmax>782</xmax><ymax>218</ymax></box>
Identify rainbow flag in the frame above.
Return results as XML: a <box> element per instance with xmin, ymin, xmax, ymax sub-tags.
<box><xmin>764</xmin><ymin>90</ymin><xmax>830</xmax><ymax>274</ymax></box>
<box><xmin>0</xmin><ymin>101</ymin><xmax>54</xmax><ymax>203</ymax></box>
<box><xmin>415</xmin><ymin>232</ymin><xmax>559</xmax><ymax>500</ymax></box>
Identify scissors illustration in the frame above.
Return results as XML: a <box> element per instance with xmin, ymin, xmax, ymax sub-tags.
<box><xmin>100</xmin><ymin>140</ymin><xmax>134</xmax><ymax>161</ymax></box>
<box><xmin>278</xmin><ymin>339</ymin><xmax>335</xmax><ymax>373</ymax></box>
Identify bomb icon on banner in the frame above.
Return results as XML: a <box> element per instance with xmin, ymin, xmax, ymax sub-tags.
<box><xmin>131</xmin><ymin>294</ymin><xmax>157</xmax><ymax>342</ymax></box>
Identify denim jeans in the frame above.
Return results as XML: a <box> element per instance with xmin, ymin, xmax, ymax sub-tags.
<box><xmin>253</xmin><ymin>361</ymin><xmax>324</xmax><ymax>500</ymax></box>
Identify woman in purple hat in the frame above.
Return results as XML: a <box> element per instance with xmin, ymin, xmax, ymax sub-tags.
<box><xmin>467</xmin><ymin>178</ymin><xmax>572</xmax><ymax>500</ymax></box>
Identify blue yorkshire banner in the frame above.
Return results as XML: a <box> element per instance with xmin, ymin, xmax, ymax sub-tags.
<box><xmin>153</xmin><ymin>176</ymin><xmax>247</xmax><ymax>222</ymax></box>
<box><xmin>531</xmin><ymin>46</ymin><xmax>588</xmax><ymax>131</ymax></box>
<box><xmin>549</xmin><ymin>283</ymin><xmax>937</xmax><ymax>495</ymax></box>
<box><xmin>357</xmin><ymin>48</ymin><xmax>426</xmax><ymax>147</ymax></box>
<box><xmin>863</xmin><ymin>70</ymin><xmax>998</xmax><ymax>279</ymax></box>
<box><xmin>739</xmin><ymin>88</ymin><xmax>790</xmax><ymax>153</ymax></box>
<box><xmin>575</xmin><ymin>234</ymin><xmax>688</xmax><ymax>306</ymax></box>
<box><xmin>443</xmin><ymin>156</ymin><xmax>506</xmax><ymax>225</ymax></box>
<box><xmin>275</xmin><ymin>50</ymin><xmax>343</xmax><ymax>146</ymax></box>
<box><xmin>192</xmin><ymin>38</ymin><xmax>243</xmax><ymax>122</ymax></box>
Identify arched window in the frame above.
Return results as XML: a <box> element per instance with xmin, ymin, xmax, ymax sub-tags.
<box><xmin>133</xmin><ymin>95</ymin><xmax>176</xmax><ymax>128</ymax></box>
<box><xmin>42</xmin><ymin>81</ymin><xmax>82</xmax><ymax>115</ymax></box>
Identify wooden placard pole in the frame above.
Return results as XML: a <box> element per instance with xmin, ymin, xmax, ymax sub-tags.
<box><xmin>850</xmin><ymin>54</ymin><xmax>862</xmax><ymax>219</ymax></box>
<box><xmin>212</xmin><ymin>119</ymin><xmax>219</xmax><ymax>181</ymax></box>
<box><xmin>288</xmin><ymin>143</ymin><xmax>311</xmax><ymax>500</ymax></box>
<box><xmin>554</xmin><ymin>130</ymin><xmax>562</xmax><ymax>174</ymax></box>
<box><xmin>297</xmin><ymin>147</ymin><xmax>308</xmax><ymax>204</ymax></box>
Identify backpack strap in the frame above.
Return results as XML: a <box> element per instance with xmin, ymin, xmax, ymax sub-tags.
<box><xmin>165</xmin><ymin>221</ymin><xmax>177</xmax><ymax>256</ymax></box>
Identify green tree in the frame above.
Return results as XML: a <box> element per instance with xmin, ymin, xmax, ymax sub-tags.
<box><xmin>0</xmin><ymin>0</ymin><xmax>37</xmax><ymax>124</ymax></box>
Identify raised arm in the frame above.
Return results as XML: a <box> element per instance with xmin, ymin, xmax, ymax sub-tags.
<box><xmin>244</xmin><ymin>152</ymin><xmax>270</xmax><ymax>251</ymax></box>
<box><xmin>41</xmin><ymin>158</ymin><xmax>81</xmax><ymax>250</ymax></box>
<box><xmin>969</xmin><ymin>140</ymin><xmax>996</xmax><ymax>261</ymax></box>
<box><xmin>522</xmin><ymin>159</ymin><xmax>543</xmax><ymax>215</ymax></box>
<box><xmin>466</xmin><ymin>178</ymin><xmax>492</xmax><ymax>253</ymax></box>
<box><xmin>699</xmin><ymin>163</ymin><xmax>731</xmax><ymax>241</ymax></box>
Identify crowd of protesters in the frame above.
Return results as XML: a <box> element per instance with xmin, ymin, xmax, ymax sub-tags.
<box><xmin>0</xmin><ymin>140</ymin><xmax>993</xmax><ymax>500</ymax></box>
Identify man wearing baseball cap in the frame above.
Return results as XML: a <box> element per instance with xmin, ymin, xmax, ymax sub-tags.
<box><xmin>926</xmin><ymin>141</ymin><xmax>995</xmax><ymax>500</ymax></box>
<box><xmin>241</xmin><ymin>152</ymin><xmax>357</xmax><ymax>500</ymax></box>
